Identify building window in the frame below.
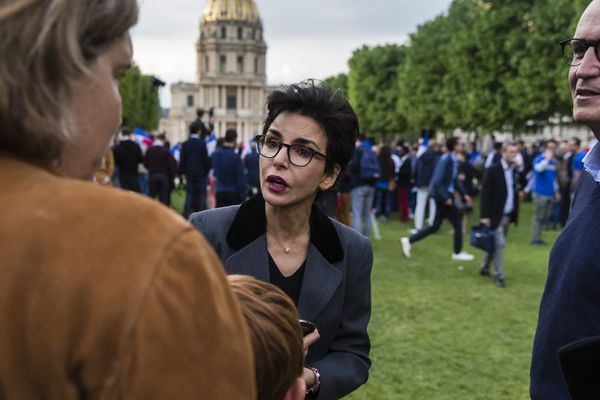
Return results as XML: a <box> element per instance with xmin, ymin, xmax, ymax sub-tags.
<box><xmin>237</xmin><ymin>56</ymin><xmax>244</xmax><ymax>74</ymax></box>
<box><xmin>221</xmin><ymin>26</ymin><xmax>227</xmax><ymax>39</ymax></box>
<box><xmin>226</xmin><ymin>86</ymin><xmax>237</xmax><ymax>109</ymax></box>
<box><xmin>205</xmin><ymin>56</ymin><xmax>210</xmax><ymax>72</ymax></box>
<box><xmin>187</xmin><ymin>95</ymin><xmax>194</xmax><ymax>107</ymax></box>
<box><xmin>220</xmin><ymin>55</ymin><xmax>227</xmax><ymax>73</ymax></box>
<box><xmin>237</xmin><ymin>27</ymin><xmax>243</xmax><ymax>40</ymax></box>
<box><xmin>254</xmin><ymin>57</ymin><xmax>258</xmax><ymax>74</ymax></box>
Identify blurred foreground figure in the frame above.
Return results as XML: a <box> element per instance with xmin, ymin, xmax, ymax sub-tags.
<box><xmin>531</xmin><ymin>1</ymin><xmax>600</xmax><ymax>398</ymax></box>
<box><xmin>0</xmin><ymin>0</ymin><xmax>255</xmax><ymax>398</ymax></box>
<box><xmin>228</xmin><ymin>275</ymin><xmax>306</xmax><ymax>400</ymax></box>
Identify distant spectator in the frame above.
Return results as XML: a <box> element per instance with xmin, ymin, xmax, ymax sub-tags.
<box><xmin>374</xmin><ymin>144</ymin><xmax>396</xmax><ymax>221</ymax></box>
<box><xmin>401</xmin><ymin>137</ymin><xmax>475</xmax><ymax>261</ymax></box>
<box><xmin>531</xmin><ymin>139</ymin><xmax>560</xmax><ymax>245</ymax></box>
<box><xmin>180</xmin><ymin>121</ymin><xmax>212</xmax><ymax>217</ymax></box>
<box><xmin>396</xmin><ymin>145</ymin><xmax>412</xmax><ymax>222</ymax></box>
<box><xmin>144</xmin><ymin>134</ymin><xmax>176</xmax><ymax>205</ymax></box>
<box><xmin>244</xmin><ymin>142</ymin><xmax>261</xmax><ymax>198</ymax></box>
<box><xmin>350</xmin><ymin>134</ymin><xmax>380</xmax><ymax>237</ymax></box>
<box><xmin>484</xmin><ymin>141</ymin><xmax>503</xmax><ymax>169</ymax></box>
<box><xmin>113</xmin><ymin>129</ymin><xmax>143</xmax><ymax>192</ymax></box>
<box><xmin>212</xmin><ymin>129</ymin><xmax>246</xmax><ymax>207</ymax></box>
<box><xmin>413</xmin><ymin>141</ymin><xmax>441</xmax><ymax>231</ymax></box>
<box><xmin>479</xmin><ymin>143</ymin><xmax>520</xmax><ymax>288</ymax></box>
<box><xmin>189</xmin><ymin>108</ymin><xmax>210</xmax><ymax>138</ymax></box>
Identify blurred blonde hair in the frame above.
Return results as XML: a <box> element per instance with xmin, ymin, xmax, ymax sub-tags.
<box><xmin>0</xmin><ymin>0</ymin><xmax>138</xmax><ymax>166</ymax></box>
<box><xmin>228</xmin><ymin>275</ymin><xmax>304</xmax><ymax>400</ymax></box>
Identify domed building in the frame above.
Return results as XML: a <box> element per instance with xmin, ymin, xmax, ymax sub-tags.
<box><xmin>165</xmin><ymin>0</ymin><xmax>269</xmax><ymax>144</ymax></box>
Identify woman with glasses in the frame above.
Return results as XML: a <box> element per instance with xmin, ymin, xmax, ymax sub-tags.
<box><xmin>191</xmin><ymin>80</ymin><xmax>372</xmax><ymax>399</ymax></box>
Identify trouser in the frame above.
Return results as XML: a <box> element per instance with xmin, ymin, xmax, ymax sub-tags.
<box><xmin>183</xmin><ymin>175</ymin><xmax>207</xmax><ymax>218</ymax></box>
<box><xmin>351</xmin><ymin>185</ymin><xmax>375</xmax><ymax>238</ymax></box>
<box><xmin>216</xmin><ymin>191</ymin><xmax>241</xmax><ymax>208</ymax></box>
<box><xmin>481</xmin><ymin>216</ymin><xmax>510</xmax><ymax>280</ymax></box>
<box><xmin>375</xmin><ymin>189</ymin><xmax>392</xmax><ymax>218</ymax></box>
<box><xmin>139</xmin><ymin>172</ymin><xmax>149</xmax><ymax>195</ymax></box>
<box><xmin>398</xmin><ymin>187</ymin><xmax>410</xmax><ymax>222</ymax></box>
<box><xmin>532</xmin><ymin>194</ymin><xmax>553</xmax><ymax>242</ymax></box>
<box><xmin>409</xmin><ymin>198</ymin><xmax>462</xmax><ymax>254</ymax></box>
<box><xmin>335</xmin><ymin>192</ymin><xmax>352</xmax><ymax>227</ymax></box>
<box><xmin>149</xmin><ymin>174</ymin><xmax>170</xmax><ymax>206</ymax></box>
<box><xmin>119</xmin><ymin>173</ymin><xmax>140</xmax><ymax>193</ymax></box>
<box><xmin>414</xmin><ymin>187</ymin><xmax>436</xmax><ymax>230</ymax></box>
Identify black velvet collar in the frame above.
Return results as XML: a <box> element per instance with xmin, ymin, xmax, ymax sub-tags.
<box><xmin>225</xmin><ymin>194</ymin><xmax>344</xmax><ymax>264</ymax></box>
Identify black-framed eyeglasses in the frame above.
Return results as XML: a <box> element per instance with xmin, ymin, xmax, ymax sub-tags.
<box><xmin>255</xmin><ymin>134</ymin><xmax>328</xmax><ymax>167</ymax></box>
<box><xmin>560</xmin><ymin>38</ymin><xmax>600</xmax><ymax>66</ymax></box>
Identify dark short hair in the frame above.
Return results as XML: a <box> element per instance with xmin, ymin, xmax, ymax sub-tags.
<box><xmin>122</xmin><ymin>129</ymin><xmax>132</xmax><ymax>136</ymax></box>
<box><xmin>446</xmin><ymin>136</ymin><xmax>459</xmax><ymax>152</ymax></box>
<box><xmin>570</xmin><ymin>137</ymin><xmax>581</xmax><ymax>147</ymax></box>
<box><xmin>262</xmin><ymin>80</ymin><xmax>359</xmax><ymax>175</ymax></box>
<box><xmin>196</xmin><ymin>108</ymin><xmax>205</xmax><ymax>118</ymax></box>
<box><xmin>225</xmin><ymin>129</ymin><xmax>238</xmax><ymax>143</ymax></box>
<box><xmin>494</xmin><ymin>142</ymin><xmax>503</xmax><ymax>150</ymax></box>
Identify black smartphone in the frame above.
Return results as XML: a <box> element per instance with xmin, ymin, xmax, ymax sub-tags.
<box><xmin>299</xmin><ymin>319</ymin><xmax>317</xmax><ymax>336</ymax></box>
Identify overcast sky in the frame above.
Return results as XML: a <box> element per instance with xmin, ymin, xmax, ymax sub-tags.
<box><xmin>131</xmin><ymin>0</ymin><xmax>453</xmax><ymax>107</ymax></box>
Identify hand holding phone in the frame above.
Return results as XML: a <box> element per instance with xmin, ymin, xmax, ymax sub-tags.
<box><xmin>299</xmin><ymin>319</ymin><xmax>316</xmax><ymax>336</ymax></box>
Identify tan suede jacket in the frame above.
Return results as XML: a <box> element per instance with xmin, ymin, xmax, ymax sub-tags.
<box><xmin>0</xmin><ymin>157</ymin><xmax>255</xmax><ymax>399</ymax></box>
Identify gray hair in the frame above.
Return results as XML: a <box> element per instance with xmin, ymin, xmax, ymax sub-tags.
<box><xmin>0</xmin><ymin>0</ymin><xmax>138</xmax><ymax>165</ymax></box>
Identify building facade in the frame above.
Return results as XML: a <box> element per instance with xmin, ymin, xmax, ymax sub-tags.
<box><xmin>165</xmin><ymin>0</ymin><xmax>268</xmax><ymax>145</ymax></box>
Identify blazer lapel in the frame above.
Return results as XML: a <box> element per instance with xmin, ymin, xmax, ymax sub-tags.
<box><xmin>297</xmin><ymin>244</ymin><xmax>342</xmax><ymax>322</ymax></box>
<box><xmin>224</xmin><ymin>235</ymin><xmax>270</xmax><ymax>282</ymax></box>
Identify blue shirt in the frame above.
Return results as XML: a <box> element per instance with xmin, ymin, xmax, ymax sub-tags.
<box><xmin>212</xmin><ymin>146</ymin><xmax>246</xmax><ymax>198</ymax></box>
<box><xmin>501</xmin><ymin>159</ymin><xmax>515</xmax><ymax>215</ymax></box>
<box><xmin>448</xmin><ymin>154</ymin><xmax>458</xmax><ymax>194</ymax></box>
<box><xmin>533</xmin><ymin>155</ymin><xmax>557</xmax><ymax>197</ymax></box>
<box><xmin>583</xmin><ymin>139</ymin><xmax>600</xmax><ymax>182</ymax></box>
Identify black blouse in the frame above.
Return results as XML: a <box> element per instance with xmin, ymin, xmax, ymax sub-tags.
<box><xmin>268</xmin><ymin>253</ymin><xmax>305</xmax><ymax>305</ymax></box>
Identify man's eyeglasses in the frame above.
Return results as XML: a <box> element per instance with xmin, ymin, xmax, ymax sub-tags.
<box><xmin>255</xmin><ymin>134</ymin><xmax>328</xmax><ymax>167</ymax></box>
<box><xmin>560</xmin><ymin>38</ymin><xmax>600</xmax><ymax>66</ymax></box>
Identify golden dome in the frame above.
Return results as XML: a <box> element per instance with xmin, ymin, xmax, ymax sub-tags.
<box><xmin>202</xmin><ymin>0</ymin><xmax>261</xmax><ymax>24</ymax></box>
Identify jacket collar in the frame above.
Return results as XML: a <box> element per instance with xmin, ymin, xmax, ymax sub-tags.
<box><xmin>226</xmin><ymin>194</ymin><xmax>344</xmax><ymax>264</ymax></box>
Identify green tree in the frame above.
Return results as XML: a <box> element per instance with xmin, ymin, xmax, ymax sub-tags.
<box><xmin>348</xmin><ymin>44</ymin><xmax>408</xmax><ymax>139</ymax></box>
<box><xmin>397</xmin><ymin>14</ymin><xmax>453</xmax><ymax>137</ymax></box>
<box><xmin>324</xmin><ymin>73</ymin><xmax>349</xmax><ymax>98</ymax></box>
<box><xmin>119</xmin><ymin>65</ymin><xmax>161</xmax><ymax>131</ymax></box>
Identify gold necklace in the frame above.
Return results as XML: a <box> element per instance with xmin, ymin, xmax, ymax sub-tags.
<box><xmin>267</xmin><ymin>224</ymin><xmax>310</xmax><ymax>254</ymax></box>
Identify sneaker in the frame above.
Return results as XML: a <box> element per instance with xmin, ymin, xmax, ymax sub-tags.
<box><xmin>531</xmin><ymin>239</ymin><xmax>546</xmax><ymax>246</ymax></box>
<box><xmin>408</xmin><ymin>228</ymin><xmax>418</xmax><ymax>235</ymax></box>
<box><xmin>479</xmin><ymin>268</ymin><xmax>490</xmax><ymax>277</ymax></box>
<box><xmin>451</xmin><ymin>251</ymin><xmax>475</xmax><ymax>261</ymax></box>
<box><xmin>400</xmin><ymin>237</ymin><xmax>411</xmax><ymax>258</ymax></box>
<box><xmin>494</xmin><ymin>278</ymin><xmax>506</xmax><ymax>288</ymax></box>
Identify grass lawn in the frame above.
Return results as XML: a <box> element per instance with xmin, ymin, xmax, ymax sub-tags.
<box><xmin>170</xmin><ymin>190</ymin><xmax>559</xmax><ymax>399</ymax></box>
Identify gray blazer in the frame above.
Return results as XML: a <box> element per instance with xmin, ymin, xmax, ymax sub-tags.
<box><xmin>190</xmin><ymin>195</ymin><xmax>372</xmax><ymax>399</ymax></box>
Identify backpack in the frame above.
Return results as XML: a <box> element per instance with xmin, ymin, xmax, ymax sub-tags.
<box><xmin>359</xmin><ymin>147</ymin><xmax>381</xmax><ymax>181</ymax></box>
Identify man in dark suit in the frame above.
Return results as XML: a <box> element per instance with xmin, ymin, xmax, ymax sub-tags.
<box><xmin>113</xmin><ymin>129</ymin><xmax>143</xmax><ymax>192</ymax></box>
<box><xmin>479</xmin><ymin>142</ymin><xmax>520</xmax><ymax>288</ymax></box>
<box><xmin>401</xmin><ymin>136</ymin><xmax>475</xmax><ymax>261</ymax></box>
<box><xmin>531</xmin><ymin>2</ymin><xmax>600</xmax><ymax>398</ymax></box>
<box><xmin>180</xmin><ymin>122</ymin><xmax>211</xmax><ymax>218</ymax></box>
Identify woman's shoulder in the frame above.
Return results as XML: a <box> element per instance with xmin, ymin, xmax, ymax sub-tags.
<box><xmin>329</xmin><ymin>217</ymin><xmax>371</xmax><ymax>251</ymax></box>
<box><xmin>189</xmin><ymin>205</ymin><xmax>240</xmax><ymax>239</ymax></box>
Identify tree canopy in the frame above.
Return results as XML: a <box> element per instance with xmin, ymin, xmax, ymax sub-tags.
<box><xmin>119</xmin><ymin>65</ymin><xmax>161</xmax><ymax>131</ymax></box>
<box><xmin>325</xmin><ymin>0</ymin><xmax>588</xmax><ymax>141</ymax></box>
